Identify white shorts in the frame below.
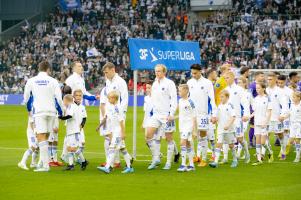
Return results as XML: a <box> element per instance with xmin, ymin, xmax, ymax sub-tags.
<box><xmin>283</xmin><ymin>120</ymin><xmax>290</xmax><ymax>130</ymax></box>
<box><xmin>80</xmin><ymin>129</ymin><xmax>85</xmax><ymax>144</ymax></box>
<box><xmin>217</xmin><ymin>132</ymin><xmax>236</xmax><ymax>144</ymax></box>
<box><xmin>66</xmin><ymin>133</ymin><xmax>81</xmax><ymax>148</ymax></box>
<box><xmin>143</xmin><ymin>116</ymin><xmax>151</xmax><ymax>129</ymax></box>
<box><xmin>110</xmin><ymin>136</ymin><xmax>126</xmax><ymax>150</ymax></box>
<box><xmin>243</xmin><ymin>121</ymin><xmax>249</xmax><ymax>133</ymax></box>
<box><xmin>268</xmin><ymin>121</ymin><xmax>284</xmax><ymax>134</ymax></box>
<box><xmin>196</xmin><ymin>114</ymin><xmax>209</xmax><ymax>131</ymax></box>
<box><xmin>34</xmin><ymin>115</ymin><xmax>56</xmax><ymax>134</ymax></box>
<box><xmin>289</xmin><ymin>122</ymin><xmax>301</xmax><ymax>139</ymax></box>
<box><xmin>153</xmin><ymin>126</ymin><xmax>163</xmax><ymax>140</ymax></box>
<box><xmin>254</xmin><ymin>125</ymin><xmax>268</xmax><ymax>136</ymax></box>
<box><xmin>48</xmin><ymin>117</ymin><xmax>59</xmax><ymax>142</ymax></box>
<box><xmin>27</xmin><ymin>127</ymin><xmax>38</xmax><ymax>149</ymax></box>
<box><xmin>180</xmin><ymin>131</ymin><xmax>193</xmax><ymax>141</ymax></box>
<box><xmin>207</xmin><ymin>128</ymin><xmax>215</xmax><ymax>141</ymax></box>
<box><xmin>235</xmin><ymin>118</ymin><xmax>244</xmax><ymax>137</ymax></box>
<box><xmin>147</xmin><ymin>114</ymin><xmax>176</xmax><ymax>133</ymax></box>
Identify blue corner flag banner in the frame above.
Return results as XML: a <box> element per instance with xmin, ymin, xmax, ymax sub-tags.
<box><xmin>60</xmin><ymin>0</ymin><xmax>81</xmax><ymax>11</ymax></box>
<box><xmin>128</xmin><ymin>38</ymin><xmax>201</xmax><ymax>70</ymax></box>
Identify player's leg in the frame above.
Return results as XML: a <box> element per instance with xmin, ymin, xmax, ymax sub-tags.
<box><xmin>120</xmin><ymin>140</ymin><xmax>134</xmax><ymax>174</ymax></box>
<box><xmin>186</xmin><ymin>134</ymin><xmax>195</xmax><ymax>171</ymax></box>
<box><xmin>283</xmin><ymin>120</ymin><xmax>291</xmax><ymax>155</ymax></box>
<box><xmin>98</xmin><ymin>136</ymin><xmax>118</xmax><ymax>173</ymax></box>
<box><xmin>208</xmin><ymin>127</ymin><xmax>216</xmax><ymax>161</ymax></box>
<box><xmin>292</xmin><ymin>123</ymin><xmax>301</xmax><ymax>162</ymax></box>
<box><xmin>236</xmin><ymin>119</ymin><xmax>250</xmax><ymax>164</ymax></box>
<box><xmin>74</xmin><ymin>133</ymin><xmax>88</xmax><ymax>170</ymax></box>
<box><xmin>229</xmin><ymin>133</ymin><xmax>238</xmax><ymax>168</ymax></box>
<box><xmin>34</xmin><ymin>115</ymin><xmax>52</xmax><ymax>172</ymax></box>
<box><xmin>145</xmin><ymin>116</ymin><xmax>160</xmax><ymax>169</ymax></box>
<box><xmin>196</xmin><ymin>115</ymin><xmax>209</xmax><ymax>167</ymax></box>
<box><xmin>221</xmin><ymin>143</ymin><xmax>229</xmax><ymax>164</ymax></box>
<box><xmin>294</xmin><ymin>138</ymin><xmax>301</xmax><ymax>163</ymax></box>
<box><xmin>177</xmin><ymin>133</ymin><xmax>188</xmax><ymax>172</ymax></box>
<box><xmin>163</xmin><ymin>131</ymin><xmax>174</xmax><ymax>170</ymax></box>
<box><xmin>209</xmin><ymin>132</ymin><xmax>223</xmax><ymax>168</ymax></box>
<box><xmin>252</xmin><ymin>126</ymin><xmax>263</xmax><ymax>166</ymax></box>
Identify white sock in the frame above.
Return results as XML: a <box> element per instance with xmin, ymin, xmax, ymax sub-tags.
<box><xmin>48</xmin><ymin>145</ymin><xmax>52</xmax><ymax>161</ymax></box>
<box><xmin>75</xmin><ymin>148</ymin><xmax>85</xmax><ymax>163</ymax></box>
<box><xmin>237</xmin><ymin>143</ymin><xmax>242</xmax><ymax>157</ymax></box>
<box><xmin>104</xmin><ymin>136</ymin><xmax>110</xmax><ymax>163</ymax></box>
<box><xmin>231</xmin><ymin>147</ymin><xmax>237</xmax><ymax>162</ymax></box>
<box><xmin>223</xmin><ymin>144</ymin><xmax>229</xmax><ymax>161</ymax></box>
<box><xmin>215</xmin><ymin>148</ymin><xmax>221</xmax><ymax>163</ymax></box>
<box><xmin>262</xmin><ymin>139</ymin><xmax>269</xmax><ymax>156</ymax></box>
<box><xmin>147</xmin><ymin>139</ymin><xmax>155</xmax><ymax>163</ymax></box>
<box><xmin>256</xmin><ymin>144</ymin><xmax>261</xmax><ymax>161</ymax></box>
<box><xmin>190</xmin><ymin>139</ymin><xmax>196</xmax><ymax>156</ymax></box>
<box><xmin>295</xmin><ymin>143</ymin><xmax>300</xmax><ymax>159</ymax></box>
<box><xmin>187</xmin><ymin>147</ymin><xmax>194</xmax><ymax>166</ymax></box>
<box><xmin>68</xmin><ymin>152</ymin><xmax>74</xmax><ymax>166</ymax></box>
<box><xmin>200</xmin><ymin>136</ymin><xmax>208</xmax><ymax>161</ymax></box>
<box><xmin>242</xmin><ymin>140</ymin><xmax>250</xmax><ymax>156</ymax></box>
<box><xmin>181</xmin><ymin>146</ymin><xmax>187</xmax><ymax>166</ymax></box>
<box><xmin>105</xmin><ymin>149</ymin><xmax>116</xmax><ymax>168</ymax></box>
<box><xmin>31</xmin><ymin>150</ymin><xmax>38</xmax><ymax>165</ymax></box>
<box><xmin>153</xmin><ymin>140</ymin><xmax>161</xmax><ymax>162</ymax></box>
<box><xmin>21</xmin><ymin>149</ymin><xmax>32</xmax><ymax>165</ymax></box>
<box><xmin>167</xmin><ymin>141</ymin><xmax>174</xmax><ymax>165</ymax></box>
<box><xmin>263</xmin><ymin>143</ymin><xmax>273</xmax><ymax>154</ymax></box>
<box><xmin>173</xmin><ymin>140</ymin><xmax>179</xmax><ymax>155</ymax></box>
<box><xmin>52</xmin><ymin>146</ymin><xmax>57</xmax><ymax>162</ymax></box>
<box><xmin>39</xmin><ymin>141</ymin><xmax>49</xmax><ymax>168</ymax></box>
<box><xmin>121</xmin><ymin>149</ymin><xmax>132</xmax><ymax>168</ymax></box>
<box><xmin>114</xmin><ymin>149</ymin><xmax>121</xmax><ymax>164</ymax></box>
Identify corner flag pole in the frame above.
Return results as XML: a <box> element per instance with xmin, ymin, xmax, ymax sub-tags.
<box><xmin>133</xmin><ymin>70</ymin><xmax>138</xmax><ymax>159</ymax></box>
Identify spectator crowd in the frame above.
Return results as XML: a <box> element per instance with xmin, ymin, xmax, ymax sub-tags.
<box><xmin>0</xmin><ymin>0</ymin><xmax>301</xmax><ymax>94</ymax></box>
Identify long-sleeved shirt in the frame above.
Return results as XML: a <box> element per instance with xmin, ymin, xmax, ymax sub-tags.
<box><xmin>24</xmin><ymin>72</ymin><xmax>63</xmax><ymax>117</ymax></box>
<box><xmin>102</xmin><ymin>74</ymin><xmax>128</xmax><ymax>113</ymax></box>
<box><xmin>225</xmin><ymin>83</ymin><xmax>250</xmax><ymax>118</ymax></box>
<box><xmin>65</xmin><ymin>72</ymin><xmax>96</xmax><ymax>101</ymax></box>
<box><xmin>266</xmin><ymin>86</ymin><xmax>288</xmax><ymax>121</ymax></box>
<box><xmin>187</xmin><ymin>76</ymin><xmax>217</xmax><ymax>117</ymax></box>
<box><xmin>151</xmin><ymin>77</ymin><xmax>177</xmax><ymax>117</ymax></box>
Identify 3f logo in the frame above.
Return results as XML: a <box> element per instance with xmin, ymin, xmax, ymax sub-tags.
<box><xmin>139</xmin><ymin>49</ymin><xmax>148</xmax><ymax>60</ymax></box>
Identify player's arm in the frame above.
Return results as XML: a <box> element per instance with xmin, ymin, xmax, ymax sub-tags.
<box><xmin>119</xmin><ymin>80</ymin><xmax>129</xmax><ymax>113</ymax></box>
<box><xmin>54</xmin><ymin>80</ymin><xmax>63</xmax><ymax>116</ymax></box>
<box><xmin>168</xmin><ymin>81</ymin><xmax>178</xmax><ymax>120</ymax></box>
<box><xmin>120</xmin><ymin>119</ymin><xmax>125</xmax><ymax>139</ymax></box>
<box><xmin>23</xmin><ymin>79</ymin><xmax>33</xmax><ymax>112</ymax></box>
<box><xmin>224</xmin><ymin>105</ymin><xmax>236</xmax><ymax>130</ymax></box>
<box><xmin>80</xmin><ymin>107</ymin><xmax>88</xmax><ymax>129</ymax></box>
<box><xmin>58</xmin><ymin>115</ymin><xmax>72</xmax><ymax>120</ymax></box>
<box><xmin>241</xmin><ymin>90</ymin><xmax>250</xmax><ymax>121</ymax></box>
<box><xmin>96</xmin><ymin>116</ymin><xmax>107</xmax><ymax>132</ymax></box>
<box><xmin>208</xmin><ymin>81</ymin><xmax>217</xmax><ymax>122</ymax></box>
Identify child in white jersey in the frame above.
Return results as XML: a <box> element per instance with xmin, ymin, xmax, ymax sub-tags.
<box><xmin>209</xmin><ymin>90</ymin><xmax>238</xmax><ymax>168</ymax></box>
<box><xmin>97</xmin><ymin>91</ymin><xmax>134</xmax><ymax>174</ymax></box>
<box><xmin>251</xmin><ymin>83</ymin><xmax>274</xmax><ymax>166</ymax></box>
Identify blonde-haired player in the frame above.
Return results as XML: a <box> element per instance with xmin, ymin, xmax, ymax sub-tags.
<box><xmin>59</xmin><ymin>94</ymin><xmax>88</xmax><ymax>170</ymax></box>
<box><xmin>97</xmin><ymin>91</ymin><xmax>134</xmax><ymax>174</ymax></box>
<box><xmin>251</xmin><ymin>83</ymin><xmax>274</xmax><ymax>166</ymax></box>
<box><xmin>209</xmin><ymin>90</ymin><xmax>238</xmax><ymax>168</ymax></box>
<box><xmin>284</xmin><ymin>91</ymin><xmax>301</xmax><ymax>162</ymax></box>
<box><xmin>224</xmin><ymin>71</ymin><xmax>251</xmax><ymax>164</ymax></box>
<box><xmin>176</xmin><ymin>84</ymin><xmax>197</xmax><ymax>172</ymax></box>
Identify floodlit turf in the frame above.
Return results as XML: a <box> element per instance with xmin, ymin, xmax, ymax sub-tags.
<box><xmin>0</xmin><ymin>105</ymin><xmax>301</xmax><ymax>200</ymax></box>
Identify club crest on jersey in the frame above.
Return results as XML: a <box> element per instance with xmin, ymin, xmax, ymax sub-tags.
<box><xmin>201</xmin><ymin>86</ymin><xmax>204</xmax><ymax>90</ymax></box>
<box><xmin>162</xmin><ymin>87</ymin><xmax>165</xmax><ymax>91</ymax></box>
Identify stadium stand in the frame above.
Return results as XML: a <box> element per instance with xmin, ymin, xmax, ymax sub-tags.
<box><xmin>0</xmin><ymin>0</ymin><xmax>300</xmax><ymax>94</ymax></box>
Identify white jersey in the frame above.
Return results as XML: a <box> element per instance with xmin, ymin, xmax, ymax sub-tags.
<box><xmin>65</xmin><ymin>72</ymin><xmax>95</xmax><ymax>100</ymax></box>
<box><xmin>106</xmin><ymin>103</ymin><xmax>124</xmax><ymax>136</ymax></box>
<box><xmin>102</xmin><ymin>74</ymin><xmax>128</xmax><ymax>113</ymax></box>
<box><xmin>217</xmin><ymin>102</ymin><xmax>236</xmax><ymax>133</ymax></box>
<box><xmin>279</xmin><ymin>86</ymin><xmax>293</xmax><ymax>107</ymax></box>
<box><xmin>225</xmin><ymin>83</ymin><xmax>250</xmax><ymax>118</ymax></box>
<box><xmin>65</xmin><ymin>103</ymin><xmax>85</xmax><ymax>135</ymax></box>
<box><xmin>290</xmin><ymin>102</ymin><xmax>301</xmax><ymax>122</ymax></box>
<box><xmin>187</xmin><ymin>77</ymin><xmax>217</xmax><ymax>116</ymax></box>
<box><xmin>24</xmin><ymin>72</ymin><xmax>63</xmax><ymax>117</ymax></box>
<box><xmin>252</xmin><ymin>95</ymin><xmax>272</xmax><ymax>126</ymax></box>
<box><xmin>178</xmin><ymin>98</ymin><xmax>197</xmax><ymax>132</ymax></box>
<box><xmin>151</xmin><ymin>77</ymin><xmax>177</xmax><ymax>116</ymax></box>
<box><xmin>143</xmin><ymin>95</ymin><xmax>153</xmax><ymax>124</ymax></box>
<box><xmin>266</xmin><ymin>86</ymin><xmax>288</xmax><ymax>121</ymax></box>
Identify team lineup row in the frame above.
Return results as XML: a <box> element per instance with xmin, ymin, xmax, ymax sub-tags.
<box><xmin>17</xmin><ymin>61</ymin><xmax>301</xmax><ymax>173</ymax></box>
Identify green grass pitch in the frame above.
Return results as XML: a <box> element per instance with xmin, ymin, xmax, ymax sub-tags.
<box><xmin>0</xmin><ymin>105</ymin><xmax>301</xmax><ymax>200</ymax></box>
